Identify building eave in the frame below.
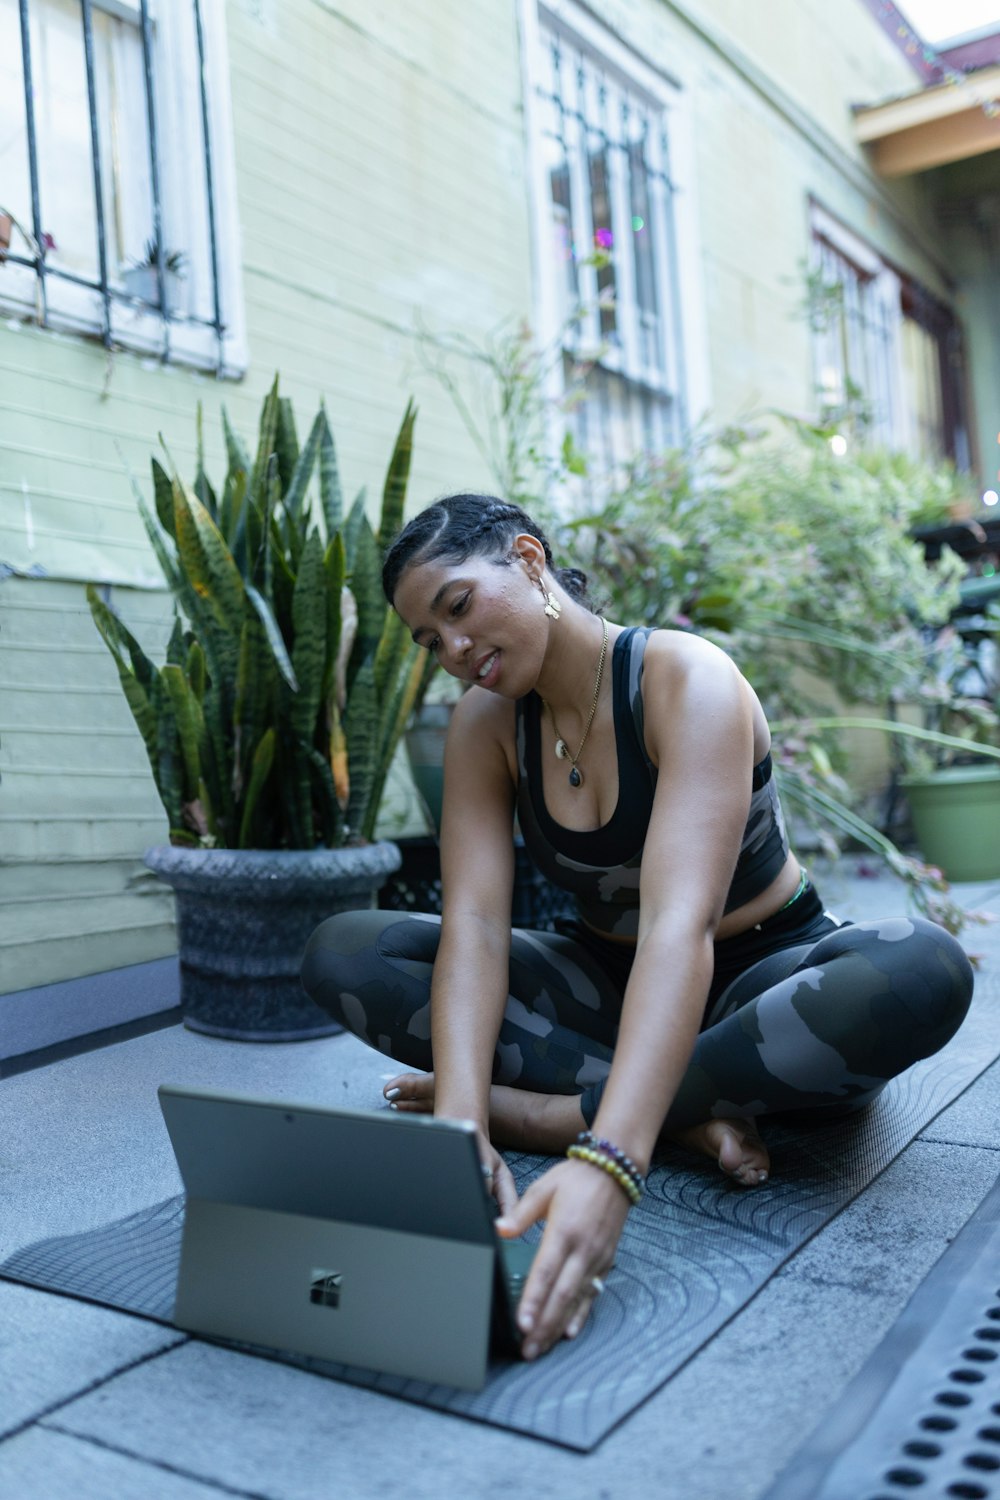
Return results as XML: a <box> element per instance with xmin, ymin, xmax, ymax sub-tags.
<box><xmin>854</xmin><ymin>65</ymin><xmax>1000</xmax><ymax>175</ymax></box>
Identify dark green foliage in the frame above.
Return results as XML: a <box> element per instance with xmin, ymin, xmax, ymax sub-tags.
<box><xmin>556</xmin><ymin>421</ymin><xmax>1000</xmax><ymax>933</ymax></box>
<box><xmin>89</xmin><ymin>382</ymin><xmax>426</xmax><ymax>849</ymax></box>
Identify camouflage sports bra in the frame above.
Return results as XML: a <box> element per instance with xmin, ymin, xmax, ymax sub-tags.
<box><xmin>515</xmin><ymin>626</ymin><xmax>789</xmax><ymax>939</ymax></box>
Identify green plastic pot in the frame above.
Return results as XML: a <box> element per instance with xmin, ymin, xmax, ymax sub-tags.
<box><xmin>902</xmin><ymin>765</ymin><xmax>1000</xmax><ymax>882</ymax></box>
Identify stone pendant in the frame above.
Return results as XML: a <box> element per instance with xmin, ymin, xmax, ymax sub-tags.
<box><xmin>569</xmin><ymin>765</ymin><xmax>582</xmax><ymax>788</ymax></box>
<box><xmin>554</xmin><ymin>739</ymin><xmax>569</xmax><ymax>760</ymax></box>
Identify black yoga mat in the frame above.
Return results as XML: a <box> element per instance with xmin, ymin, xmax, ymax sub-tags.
<box><xmin>3</xmin><ymin>974</ymin><xmax>999</xmax><ymax>1453</ymax></box>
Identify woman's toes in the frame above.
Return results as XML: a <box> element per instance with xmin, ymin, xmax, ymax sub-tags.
<box><xmin>716</xmin><ymin>1123</ymin><xmax>770</xmax><ymax>1186</ymax></box>
<box><xmin>383</xmin><ymin>1071</ymin><xmax>435</xmax><ymax>1111</ymax></box>
<box><xmin>383</xmin><ymin>1071</ymin><xmax>428</xmax><ymax>1098</ymax></box>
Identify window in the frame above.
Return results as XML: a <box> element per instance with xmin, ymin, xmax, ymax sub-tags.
<box><xmin>525</xmin><ymin>1</ymin><xmax>690</xmax><ymax>477</ymax></box>
<box><xmin>0</xmin><ymin>0</ymin><xmax>244</xmax><ymax>374</ymax></box>
<box><xmin>899</xmin><ymin>280</ymin><xmax>968</xmax><ymax>470</ymax></box>
<box><xmin>809</xmin><ymin>204</ymin><xmax>967</xmax><ymax>466</ymax></box>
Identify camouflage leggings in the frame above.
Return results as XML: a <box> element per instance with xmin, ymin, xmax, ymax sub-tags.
<box><xmin>300</xmin><ymin>884</ymin><xmax>974</xmax><ymax>1130</ymax></box>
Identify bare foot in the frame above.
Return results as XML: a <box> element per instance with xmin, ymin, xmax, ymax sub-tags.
<box><xmin>666</xmin><ymin>1118</ymin><xmax>770</xmax><ymax>1187</ymax></box>
<box><xmin>384</xmin><ymin>1071</ymin><xmax>585</xmax><ymax>1154</ymax></box>
<box><xmin>383</xmin><ymin>1071</ymin><xmax>435</xmax><ymax>1113</ymax></box>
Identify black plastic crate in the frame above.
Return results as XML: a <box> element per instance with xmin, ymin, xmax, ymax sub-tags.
<box><xmin>378</xmin><ymin>836</ymin><xmax>444</xmax><ymax>916</ymax></box>
<box><xmin>511</xmin><ymin>840</ymin><xmax>577</xmax><ymax>930</ymax></box>
<box><xmin>379</xmin><ymin>836</ymin><xmax>575</xmax><ymax>932</ymax></box>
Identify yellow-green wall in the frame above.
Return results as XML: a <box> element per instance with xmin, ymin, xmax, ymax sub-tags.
<box><xmin>0</xmin><ymin>0</ymin><xmax>992</xmax><ymax>995</ymax></box>
<box><xmin>587</xmin><ymin>0</ymin><xmax>958</xmax><ymax>429</ymax></box>
<box><xmin>1</xmin><ymin>0</ymin><xmax>532</xmax><ymax>993</ymax></box>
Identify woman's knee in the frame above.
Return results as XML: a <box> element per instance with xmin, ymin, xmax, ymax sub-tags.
<box><xmin>823</xmin><ymin>914</ymin><xmax>974</xmax><ymax>1038</ymax></box>
<box><xmin>303</xmin><ymin>908</ymin><xmax>388</xmax><ymax>985</ymax></box>
<box><xmin>300</xmin><ymin>908</ymin><xmax>437</xmax><ymax>1033</ymax></box>
<box><xmin>906</xmin><ymin>917</ymin><xmax>975</xmax><ymax>1034</ymax></box>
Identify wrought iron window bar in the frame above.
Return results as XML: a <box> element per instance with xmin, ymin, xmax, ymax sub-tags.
<box><xmin>6</xmin><ymin>0</ymin><xmax>226</xmax><ymax>371</ymax></box>
<box><xmin>538</xmin><ymin>27</ymin><xmax>688</xmax><ymax>449</ymax></box>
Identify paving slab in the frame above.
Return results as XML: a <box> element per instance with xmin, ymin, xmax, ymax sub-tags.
<box><xmin>811</xmin><ymin>860</ymin><xmax>1000</xmax><ymax>926</ymax></box>
<box><xmin>0</xmin><ymin>1280</ymin><xmax>183</xmax><ymax>1440</ymax></box>
<box><xmin>919</xmin><ymin>1055</ymin><xmax>1000</xmax><ymax>1149</ymax></box>
<box><xmin>0</xmin><ymin>1424</ymin><xmax>238</xmax><ymax>1499</ymax></box>
<box><xmin>3</xmin><ymin>860</ymin><xmax>1000</xmax><ymax>1500</ymax></box>
<box><xmin>38</xmin><ymin>1144</ymin><xmax>1000</xmax><ymax>1500</ymax></box>
<box><xmin>48</xmin><ymin>1326</ymin><xmax>815</xmax><ymax>1500</ymax></box>
<box><xmin>0</xmin><ymin>1025</ymin><xmax>392</xmax><ymax>1256</ymax></box>
<box><xmin>0</xmin><ymin>956</ymin><xmax>179</xmax><ymax>1066</ymax></box>
<box><xmin>761</xmin><ymin>1167</ymin><xmax>1000</xmax><ymax>1500</ymax></box>
<box><xmin>776</xmin><ymin>1138</ymin><xmax>1000</xmax><ymax>1294</ymax></box>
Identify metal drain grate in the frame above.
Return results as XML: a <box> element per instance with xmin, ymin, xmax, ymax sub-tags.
<box><xmin>763</xmin><ymin>1172</ymin><xmax>1000</xmax><ymax>1500</ymax></box>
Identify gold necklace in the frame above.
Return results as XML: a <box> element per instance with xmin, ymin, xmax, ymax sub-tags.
<box><xmin>543</xmin><ymin>616</ymin><xmax>609</xmax><ymax>788</ymax></box>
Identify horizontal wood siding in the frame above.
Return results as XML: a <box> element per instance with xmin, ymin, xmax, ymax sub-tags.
<box><xmin>0</xmin><ymin>576</ymin><xmax>176</xmax><ymax>991</ymax></box>
<box><xmin>0</xmin><ymin>0</ymin><xmax>530</xmax><ymax>993</ymax></box>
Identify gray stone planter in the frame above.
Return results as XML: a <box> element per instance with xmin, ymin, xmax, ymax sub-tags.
<box><xmin>144</xmin><ymin>842</ymin><xmax>402</xmax><ymax>1041</ymax></box>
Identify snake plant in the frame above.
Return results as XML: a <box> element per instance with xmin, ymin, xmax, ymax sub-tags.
<box><xmin>88</xmin><ymin>378</ymin><xmax>434</xmax><ymax>849</ymax></box>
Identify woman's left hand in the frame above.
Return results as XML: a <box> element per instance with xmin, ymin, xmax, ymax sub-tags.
<box><xmin>495</xmin><ymin>1158</ymin><xmax>631</xmax><ymax>1359</ymax></box>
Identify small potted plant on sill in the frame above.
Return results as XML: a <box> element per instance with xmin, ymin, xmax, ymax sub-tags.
<box><xmin>122</xmin><ymin>238</ymin><xmax>187</xmax><ymax>314</ymax></box>
<box><xmin>88</xmin><ymin>378</ymin><xmax>432</xmax><ymax>1040</ymax></box>
<box><xmin>0</xmin><ymin>207</ymin><xmax>52</xmax><ymax>264</ymax></box>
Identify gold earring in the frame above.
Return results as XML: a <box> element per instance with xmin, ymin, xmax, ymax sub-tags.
<box><xmin>537</xmin><ymin>577</ymin><xmax>561</xmax><ymax>619</ymax></box>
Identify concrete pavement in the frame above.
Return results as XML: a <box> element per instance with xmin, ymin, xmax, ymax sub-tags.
<box><xmin>2</xmin><ymin>860</ymin><xmax>1000</xmax><ymax>1500</ymax></box>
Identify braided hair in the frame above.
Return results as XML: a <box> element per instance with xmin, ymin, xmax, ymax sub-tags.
<box><xmin>381</xmin><ymin>493</ymin><xmax>590</xmax><ymax>607</ymax></box>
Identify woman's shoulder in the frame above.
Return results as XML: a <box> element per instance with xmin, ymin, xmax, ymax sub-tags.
<box><xmin>635</xmin><ymin>625</ymin><xmax>765</xmax><ymax>756</ymax></box>
<box><xmin>450</xmin><ymin>684</ymin><xmax>517</xmax><ymax>736</ymax></box>
<box><xmin>432</xmin><ymin>689</ymin><xmax>519</xmax><ymax>818</ymax></box>
<box><xmin>635</xmin><ymin>624</ymin><xmax>741</xmax><ymax>682</ymax></box>
<box><xmin>447</xmin><ymin>686</ymin><xmax>519</xmax><ymax>779</ymax></box>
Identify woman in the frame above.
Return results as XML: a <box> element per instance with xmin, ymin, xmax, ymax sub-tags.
<box><xmin>302</xmin><ymin>493</ymin><xmax>973</xmax><ymax>1364</ymax></box>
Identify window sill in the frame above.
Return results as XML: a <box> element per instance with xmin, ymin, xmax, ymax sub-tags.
<box><xmin>0</xmin><ymin>263</ymin><xmax>246</xmax><ymax>378</ymax></box>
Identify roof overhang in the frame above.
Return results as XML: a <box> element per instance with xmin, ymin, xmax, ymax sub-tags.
<box><xmin>854</xmin><ymin>66</ymin><xmax>1000</xmax><ymax>176</ymax></box>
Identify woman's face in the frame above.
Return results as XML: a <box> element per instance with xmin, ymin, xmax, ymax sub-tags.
<box><xmin>392</xmin><ymin>542</ymin><xmax>548</xmax><ymax>698</ymax></box>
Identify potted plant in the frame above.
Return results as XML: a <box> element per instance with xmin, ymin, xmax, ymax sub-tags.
<box><xmin>122</xmin><ymin>238</ymin><xmax>187</xmax><ymax>314</ymax></box>
<box><xmin>896</xmin><ymin>598</ymin><xmax>1000</xmax><ymax>882</ymax></box>
<box><xmin>552</xmin><ymin>417</ymin><xmax>1000</xmax><ymax>924</ymax></box>
<box><xmin>88</xmin><ymin>377</ymin><xmax>432</xmax><ymax>1039</ymax></box>
<box><xmin>404</xmin><ymin>674</ymin><xmax>466</xmax><ymax>835</ymax></box>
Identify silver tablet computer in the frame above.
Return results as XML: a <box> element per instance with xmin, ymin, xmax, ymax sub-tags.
<box><xmin>158</xmin><ymin>1084</ymin><xmax>535</xmax><ymax>1390</ymax></box>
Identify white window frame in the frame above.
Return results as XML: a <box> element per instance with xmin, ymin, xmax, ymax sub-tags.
<box><xmin>518</xmin><ymin>0</ymin><xmax>710</xmax><ymax>477</ymax></box>
<box><xmin>0</xmin><ymin>0</ymin><xmax>245</xmax><ymax>376</ymax></box>
<box><xmin>809</xmin><ymin>204</ymin><xmax>969</xmax><ymax>466</ymax></box>
<box><xmin>809</xmin><ymin>203</ymin><xmax>906</xmax><ymax>450</ymax></box>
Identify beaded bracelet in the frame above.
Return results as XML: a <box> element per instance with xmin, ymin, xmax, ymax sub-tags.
<box><xmin>566</xmin><ymin>1144</ymin><xmax>644</xmax><ymax>1206</ymax></box>
<box><xmin>575</xmin><ymin>1131</ymin><xmax>647</xmax><ymax>1198</ymax></box>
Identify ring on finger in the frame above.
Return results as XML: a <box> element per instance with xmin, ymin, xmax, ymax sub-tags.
<box><xmin>481</xmin><ymin>1165</ymin><xmax>494</xmax><ymax>1181</ymax></box>
<box><xmin>590</xmin><ymin>1275</ymin><xmax>606</xmax><ymax>1296</ymax></box>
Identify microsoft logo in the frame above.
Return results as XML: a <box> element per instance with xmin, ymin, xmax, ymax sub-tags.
<box><xmin>309</xmin><ymin>1269</ymin><xmax>343</xmax><ymax>1309</ymax></box>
